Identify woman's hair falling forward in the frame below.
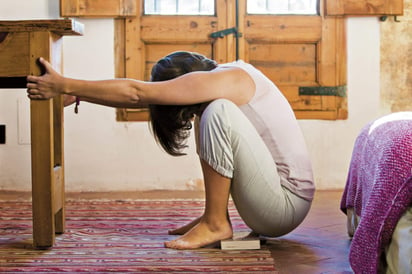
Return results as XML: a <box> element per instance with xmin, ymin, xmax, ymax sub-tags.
<box><xmin>149</xmin><ymin>51</ymin><xmax>218</xmax><ymax>156</ymax></box>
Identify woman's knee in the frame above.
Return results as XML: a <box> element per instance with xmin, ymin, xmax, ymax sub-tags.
<box><xmin>198</xmin><ymin>99</ymin><xmax>238</xmax><ymax>178</ymax></box>
<box><xmin>200</xmin><ymin>99</ymin><xmax>238</xmax><ymax>128</ymax></box>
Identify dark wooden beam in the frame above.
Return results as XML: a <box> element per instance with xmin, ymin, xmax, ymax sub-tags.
<box><xmin>0</xmin><ymin>77</ymin><xmax>27</xmax><ymax>89</ymax></box>
<box><xmin>0</xmin><ymin>19</ymin><xmax>84</xmax><ymax>36</ymax></box>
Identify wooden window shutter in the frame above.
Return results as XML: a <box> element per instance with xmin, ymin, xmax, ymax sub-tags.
<box><xmin>60</xmin><ymin>0</ymin><xmax>137</xmax><ymax>17</ymax></box>
<box><xmin>60</xmin><ymin>0</ymin><xmax>404</xmax><ymax>122</ymax></box>
<box><xmin>326</xmin><ymin>0</ymin><xmax>404</xmax><ymax>16</ymax></box>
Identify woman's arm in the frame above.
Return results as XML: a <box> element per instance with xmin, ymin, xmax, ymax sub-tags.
<box><xmin>27</xmin><ymin>58</ymin><xmax>145</xmax><ymax>108</ymax></box>
<box><xmin>27</xmin><ymin>57</ymin><xmax>255</xmax><ymax>107</ymax></box>
<box><xmin>143</xmin><ymin>66</ymin><xmax>255</xmax><ymax>106</ymax></box>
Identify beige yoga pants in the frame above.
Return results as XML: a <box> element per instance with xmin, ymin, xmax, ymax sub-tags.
<box><xmin>197</xmin><ymin>99</ymin><xmax>311</xmax><ymax>237</ymax></box>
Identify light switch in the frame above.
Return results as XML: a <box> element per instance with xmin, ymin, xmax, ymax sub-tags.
<box><xmin>0</xmin><ymin>124</ymin><xmax>5</xmax><ymax>144</ymax></box>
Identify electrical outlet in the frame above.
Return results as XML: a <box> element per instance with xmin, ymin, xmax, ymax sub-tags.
<box><xmin>0</xmin><ymin>125</ymin><xmax>5</xmax><ymax>144</ymax></box>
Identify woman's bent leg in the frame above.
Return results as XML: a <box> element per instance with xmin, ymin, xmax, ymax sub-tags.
<box><xmin>164</xmin><ymin>159</ymin><xmax>233</xmax><ymax>249</ymax></box>
<box><xmin>198</xmin><ymin>99</ymin><xmax>311</xmax><ymax>237</ymax></box>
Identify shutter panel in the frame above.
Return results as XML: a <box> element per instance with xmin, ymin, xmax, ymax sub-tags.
<box><xmin>60</xmin><ymin>0</ymin><xmax>137</xmax><ymax>17</ymax></box>
<box><xmin>326</xmin><ymin>0</ymin><xmax>403</xmax><ymax>16</ymax></box>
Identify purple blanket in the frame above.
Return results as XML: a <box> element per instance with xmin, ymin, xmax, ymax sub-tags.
<box><xmin>341</xmin><ymin>112</ymin><xmax>412</xmax><ymax>273</ymax></box>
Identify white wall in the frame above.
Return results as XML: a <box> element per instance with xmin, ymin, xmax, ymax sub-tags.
<box><xmin>0</xmin><ymin>0</ymin><xmax>385</xmax><ymax>192</ymax></box>
<box><xmin>300</xmin><ymin>17</ymin><xmax>382</xmax><ymax>188</ymax></box>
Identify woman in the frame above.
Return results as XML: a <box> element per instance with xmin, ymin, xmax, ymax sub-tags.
<box><xmin>27</xmin><ymin>51</ymin><xmax>315</xmax><ymax>250</ymax></box>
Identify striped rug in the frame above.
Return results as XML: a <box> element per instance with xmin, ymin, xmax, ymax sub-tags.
<box><xmin>0</xmin><ymin>199</ymin><xmax>277</xmax><ymax>273</ymax></box>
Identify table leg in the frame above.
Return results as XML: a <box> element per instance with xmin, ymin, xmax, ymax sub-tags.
<box><xmin>29</xmin><ymin>31</ymin><xmax>65</xmax><ymax>249</ymax></box>
<box><xmin>53</xmin><ymin>95</ymin><xmax>65</xmax><ymax>234</ymax></box>
<box><xmin>30</xmin><ymin>99</ymin><xmax>55</xmax><ymax>248</ymax></box>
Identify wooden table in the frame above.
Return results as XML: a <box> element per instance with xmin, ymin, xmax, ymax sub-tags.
<box><xmin>0</xmin><ymin>19</ymin><xmax>84</xmax><ymax>249</ymax></box>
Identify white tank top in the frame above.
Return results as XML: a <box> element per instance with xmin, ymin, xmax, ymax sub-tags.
<box><xmin>221</xmin><ymin>60</ymin><xmax>315</xmax><ymax>201</ymax></box>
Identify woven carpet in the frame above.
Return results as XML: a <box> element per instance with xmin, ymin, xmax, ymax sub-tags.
<box><xmin>0</xmin><ymin>199</ymin><xmax>276</xmax><ymax>273</ymax></box>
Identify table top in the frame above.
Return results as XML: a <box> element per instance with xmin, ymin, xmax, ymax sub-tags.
<box><xmin>0</xmin><ymin>19</ymin><xmax>84</xmax><ymax>36</ymax></box>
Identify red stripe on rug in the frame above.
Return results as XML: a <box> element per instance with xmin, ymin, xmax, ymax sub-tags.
<box><xmin>0</xmin><ymin>200</ymin><xmax>277</xmax><ymax>273</ymax></box>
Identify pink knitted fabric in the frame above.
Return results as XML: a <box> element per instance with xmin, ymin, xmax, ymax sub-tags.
<box><xmin>341</xmin><ymin>113</ymin><xmax>412</xmax><ymax>273</ymax></box>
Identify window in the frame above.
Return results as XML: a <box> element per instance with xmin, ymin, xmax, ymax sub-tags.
<box><xmin>144</xmin><ymin>0</ymin><xmax>214</xmax><ymax>15</ymax></box>
<box><xmin>247</xmin><ymin>0</ymin><xmax>317</xmax><ymax>15</ymax></box>
<box><xmin>60</xmin><ymin>0</ymin><xmax>404</xmax><ymax>121</ymax></box>
<box><xmin>61</xmin><ymin>0</ymin><xmax>404</xmax><ymax>18</ymax></box>
<box><xmin>143</xmin><ymin>0</ymin><xmax>317</xmax><ymax>15</ymax></box>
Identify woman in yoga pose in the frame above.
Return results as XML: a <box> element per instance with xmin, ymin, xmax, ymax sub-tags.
<box><xmin>27</xmin><ymin>51</ymin><xmax>315</xmax><ymax>249</ymax></box>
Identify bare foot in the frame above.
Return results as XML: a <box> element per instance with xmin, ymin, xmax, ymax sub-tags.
<box><xmin>164</xmin><ymin>219</ymin><xmax>233</xmax><ymax>249</ymax></box>
<box><xmin>168</xmin><ymin>216</ymin><xmax>201</xmax><ymax>235</ymax></box>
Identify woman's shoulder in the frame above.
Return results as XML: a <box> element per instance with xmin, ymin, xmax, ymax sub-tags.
<box><xmin>218</xmin><ymin>60</ymin><xmax>249</xmax><ymax>69</ymax></box>
<box><xmin>215</xmin><ymin>60</ymin><xmax>259</xmax><ymax>78</ymax></box>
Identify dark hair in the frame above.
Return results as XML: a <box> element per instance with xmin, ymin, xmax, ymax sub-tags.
<box><xmin>149</xmin><ymin>51</ymin><xmax>218</xmax><ymax>156</ymax></box>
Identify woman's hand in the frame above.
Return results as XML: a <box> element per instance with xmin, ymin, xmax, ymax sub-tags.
<box><xmin>26</xmin><ymin>57</ymin><xmax>65</xmax><ymax>100</ymax></box>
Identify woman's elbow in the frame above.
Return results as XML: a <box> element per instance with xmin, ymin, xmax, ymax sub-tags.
<box><xmin>127</xmin><ymin>84</ymin><xmax>146</xmax><ymax>107</ymax></box>
<box><xmin>126</xmin><ymin>80</ymin><xmax>154</xmax><ymax>107</ymax></box>
<box><xmin>129</xmin><ymin>91</ymin><xmax>140</xmax><ymax>105</ymax></box>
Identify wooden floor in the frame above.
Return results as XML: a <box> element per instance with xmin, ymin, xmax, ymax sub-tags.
<box><xmin>0</xmin><ymin>190</ymin><xmax>352</xmax><ymax>273</ymax></box>
<box><xmin>267</xmin><ymin>190</ymin><xmax>353</xmax><ymax>273</ymax></box>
